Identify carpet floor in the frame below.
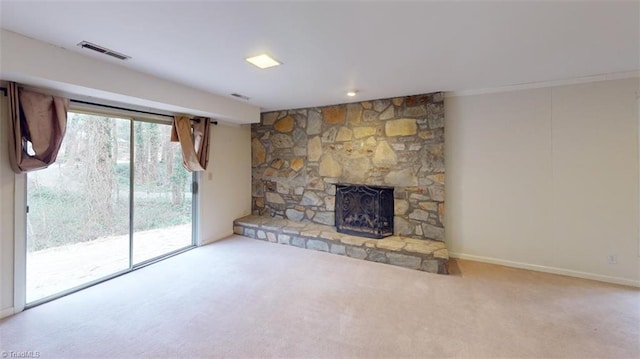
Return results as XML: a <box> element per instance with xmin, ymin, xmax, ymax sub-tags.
<box><xmin>1</xmin><ymin>235</ymin><xmax>638</xmax><ymax>358</ymax></box>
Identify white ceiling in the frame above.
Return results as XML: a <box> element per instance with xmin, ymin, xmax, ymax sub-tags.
<box><xmin>1</xmin><ymin>1</ymin><xmax>638</xmax><ymax>112</ymax></box>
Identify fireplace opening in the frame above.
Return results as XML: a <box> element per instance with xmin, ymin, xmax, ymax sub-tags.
<box><xmin>335</xmin><ymin>184</ymin><xmax>394</xmax><ymax>239</ymax></box>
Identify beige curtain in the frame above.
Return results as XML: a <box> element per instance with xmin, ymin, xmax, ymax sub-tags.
<box><xmin>171</xmin><ymin>115</ymin><xmax>211</xmax><ymax>172</ymax></box>
<box><xmin>8</xmin><ymin>82</ymin><xmax>69</xmax><ymax>174</ymax></box>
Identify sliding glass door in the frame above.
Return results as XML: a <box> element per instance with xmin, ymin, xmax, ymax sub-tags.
<box><xmin>26</xmin><ymin>111</ymin><xmax>195</xmax><ymax>304</ymax></box>
<box><xmin>132</xmin><ymin>121</ymin><xmax>193</xmax><ymax>264</ymax></box>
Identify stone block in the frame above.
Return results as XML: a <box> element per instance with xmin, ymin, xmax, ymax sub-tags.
<box><xmin>364</xmin><ymin>136</ymin><xmax>377</xmax><ymax>147</ymax></box>
<box><xmin>394</xmin><ymin>216</ymin><xmax>412</xmax><ymax>236</ymax></box>
<box><xmin>321</xmin><ymin>126</ymin><xmax>338</xmax><ymax>143</ymax></box>
<box><xmin>251</xmin><ymin>138</ymin><xmax>266</xmax><ymax>166</ymax></box>
<box><xmin>285</xmin><ymin>209</ymin><xmax>304</xmax><ymax>221</ymax></box>
<box><xmin>394</xmin><ymin>199</ymin><xmax>409</xmax><ymax>215</ymax></box>
<box><xmin>433</xmin><ymin>248</ymin><xmax>448</xmax><ymax>259</ymax></box>
<box><xmin>343</xmin><ymin>159</ymin><xmax>371</xmax><ymax>183</ymax></box>
<box><xmin>392</xmin><ymin>97</ymin><xmax>404</xmax><ymax>106</ymax></box>
<box><xmin>271</xmin><ymin>134</ymin><xmax>294</xmax><ymax>148</ymax></box>
<box><xmin>233</xmin><ymin>226</ymin><xmax>243</xmax><ymax>235</ymax></box>
<box><xmin>368</xmin><ymin>250</ymin><xmax>387</xmax><ymax>263</ymax></box>
<box><xmin>276</xmin><ymin>182</ymin><xmax>290</xmax><ymax>195</ymax></box>
<box><xmin>409</xmin><ymin>209</ymin><xmax>430</xmax><ymax>222</ymax></box>
<box><xmin>403</xmin><ymin>106</ymin><xmax>427</xmax><ymax>117</ymax></box>
<box><xmin>322</xmin><ymin>106</ymin><xmax>345</xmax><ymax>125</ymax></box>
<box><xmin>385</xmin><ymin>119</ymin><xmax>417</xmax><ymax>136</ymax></box>
<box><xmin>346</xmin><ymin>247</ymin><xmax>367</xmax><ymax>259</ymax></box>
<box><xmin>376</xmin><ymin>238</ymin><xmax>406</xmax><ymax>251</ymax></box>
<box><xmin>293</xmin><ymin>147</ymin><xmax>307</xmax><ymax>156</ymax></box>
<box><xmin>421</xmin><ymin>259</ymin><xmax>440</xmax><ymax>273</ymax></box>
<box><xmin>336</xmin><ymin>127</ymin><xmax>353</xmax><ymax>141</ymax></box>
<box><xmin>300</xmin><ymin>229</ymin><xmax>321</xmax><ymax>238</ymax></box>
<box><xmin>277</xmin><ymin>234</ymin><xmax>291</xmax><ymax>245</ymax></box>
<box><xmin>427</xmin><ymin>174</ymin><xmax>445</xmax><ymax>184</ymax></box>
<box><xmin>428</xmin><ymin>115</ymin><xmax>445</xmax><ymax>129</ymax></box>
<box><xmin>363</xmin><ymin>110</ymin><xmax>378</xmax><ymax>122</ymax></box>
<box><xmin>319</xmin><ymin>154</ymin><xmax>342</xmax><ymax>177</ymax></box>
<box><xmin>379</xmin><ymin>105</ymin><xmax>394</xmax><ymax>120</ymax></box>
<box><xmin>307</xmin><ymin>239</ymin><xmax>329</xmax><ymax>252</ymax></box>
<box><xmin>373</xmin><ymin>141</ymin><xmax>397</xmax><ymax>167</ymax></box>
<box><xmin>353</xmin><ymin>127</ymin><xmax>377</xmax><ymax>139</ymax></box>
<box><xmin>257</xmin><ymin>230</ymin><xmax>266</xmax><ymax>239</ymax></box>
<box><xmin>388</xmin><ymin>253</ymin><xmax>421</xmax><ymax>269</ymax></box>
<box><xmin>324</xmin><ymin>196</ymin><xmax>335</xmax><ymax>211</ymax></box>
<box><xmin>307</xmin><ymin>111</ymin><xmax>322</xmax><ymax>135</ymax></box>
<box><xmin>290</xmin><ymin>157</ymin><xmax>304</xmax><ymax>172</ymax></box>
<box><xmin>418</xmin><ymin>130</ymin><xmax>434</xmax><ymax>140</ymax></box>
<box><xmin>305</xmin><ymin>209</ymin><xmax>315</xmax><ymax>219</ymax></box>
<box><xmin>262</xmin><ymin>112</ymin><xmax>279</xmax><ymax>126</ymax></box>
<box><xmin>428</xmin><ymin>185</ymin><xmax>445</xmax><ymax>202</ymax></box>
<box><xmin>301</xmin><ymin>191</ymin><xmax>323</xmax><ymax>206</ymax></box>
<box><xmin>421</xmin><ymin>223</ymin><xmax>445</xmax><ymax>241</ymax></box>
<box><xmin>308</xmin><ymin>136</ymin><xmax>322</xmax><ymax>162</ymax></box>
<box><xmin>384</xmin><ymin>168</ymin><xmax>417</xmax><ymax>186</ymax></box>
<box><xmin>373</xmin><ymin>99</ymin><xmax>390</xmax><ymax>112</ymax></box>
<box><xmin>346</xmin><ymin>104</ymin><xmax>362</xmax><ymax>125</ymax></box>
<box><xmin>266</xmin><ymin>232</ymin><xmax>277</xmax><ymax>243</ymax></box>
<box><xmin>244</xmin><ymin>228</ymin><xmax>256</xmax><ymax>237</ymax></box>
<box><xmin>418</xmin><ymin>202</ymin><xmax>438</xmax><ymax>211</ymax></box>
<box><xmin>291</xmin><ymin>237</ymin><xmax>306</xmax><ymax>248</ymax></box>
<box><xmin>330</xmin><ymin>244</ymin><xmax>346</xmax><ymax>255</ymax></box>
<box><xmin>274</xmin><ymin>115</ymin><xmax>294</xmax><ymax>133</ymax></box>
<box><xmin>314</xmin><ymin>212</ymin><xmax>335</xmax><ymax>226</ymax></box>
<box><xmin>266</xmin><ymin>192</ymin><xmax>285</xmax><ymax>204</ymax></box>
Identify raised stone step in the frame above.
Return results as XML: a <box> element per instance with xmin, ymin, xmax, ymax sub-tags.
<box><xmin>233</xmin><ymin>215</ymin><xmax>448</xmax><ymax>274</ymax></box>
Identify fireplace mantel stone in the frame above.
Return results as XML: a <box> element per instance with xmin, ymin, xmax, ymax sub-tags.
<box><xmin>252</xmin><ymin>92</ymin><xmax>445</xmax><ymax>243</ymax></box>
<box><xmin>234</xmin><ymin>215</ymin><xmax>448</xmax><ymax>274</ymax></box>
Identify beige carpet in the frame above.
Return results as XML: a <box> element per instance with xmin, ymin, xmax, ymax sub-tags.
<box><xmin>1</xmin><ymin>235</ymin><xmax>638</xmax><ymax>358</ymax></box>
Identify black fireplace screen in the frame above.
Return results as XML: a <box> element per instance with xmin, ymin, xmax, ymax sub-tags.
<box><xmin>335</xmin><ymin>184</ymin><xmax>394</xmax><ymax>239</ymax></box>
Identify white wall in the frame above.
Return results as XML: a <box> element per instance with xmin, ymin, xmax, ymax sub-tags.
<box><xmin>199</xmin><ymin>123</ymin><xmax>252</xmax><ymax>245</ymax></box>
<box><xmin>0</xmin><ymin>30</ymin><xmax>260</xmax><ymax>124</ymax></box>
<box><xmin>0</xmin><ymin>93</ymin><xmax>16</xmax><ymax>317</ymax></box>
<box><xmin>446</xmin><ymin>77</ymin><xmax>640</xmax><ymax>286</ymax></box>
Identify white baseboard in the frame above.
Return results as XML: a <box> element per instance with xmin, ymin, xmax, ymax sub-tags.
<box><xmin>199</xmin><ymin>230</ymin><xmax>234</xmax><ymax>246</ymax></box>
<box><xmin>449</xmin><ymin>252</ymin><xmax>640</xmax><ymax>288</ymax></box>
<box><xmin>0</xmin><ymin>307</ymin><xmax>15</xmax><ymax>319</ymax></box>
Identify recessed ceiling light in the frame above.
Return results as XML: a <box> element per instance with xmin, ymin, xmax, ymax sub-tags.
<box><xmin>246</xmin><ymin>54</ymin><xmax>281</xmax><ymax>69</ymax></box>
<box><xmin>347</xmin><ymin>91</ymin><xmax>358</xmax><ymax>97</ymax></box>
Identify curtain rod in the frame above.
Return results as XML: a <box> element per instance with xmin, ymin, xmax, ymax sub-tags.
<box><xmin>71</xmin><ymin>99</ymin><xmax>218</xmax><ymax>125</ymax></box>
<box><xmin>0</xmin><ymin>87</ymin><xmax>218</xmax><ymax>125</ymax></box>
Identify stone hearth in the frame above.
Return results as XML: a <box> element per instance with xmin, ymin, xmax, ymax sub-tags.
<box><xmin>234</xmin><ymin>215</ymin><xmax>448</xmax><ymax>274</ymax></box>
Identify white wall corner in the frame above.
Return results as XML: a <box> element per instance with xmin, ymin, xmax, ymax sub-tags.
<box><xmin>0</xmin><ymin>306</ymin><xmax>15</xmax><ymax>319</ymax></box>
<box><xmin>199</xmin><ymin>230</ymin><xmax>235</xmax><ymax>246</ymax></box>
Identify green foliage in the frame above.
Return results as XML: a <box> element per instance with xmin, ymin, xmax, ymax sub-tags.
<box><xmin>27</xmin><ymin>113</ymin><xmax>193</xmax><ymax>252</ymax></box>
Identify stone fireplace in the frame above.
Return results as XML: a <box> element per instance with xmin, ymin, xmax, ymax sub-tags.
<box><xmin>335</xmin><ymin>184</ymin><xmax>394</xmax><ymax>239</ymax></box>
<box><xmin>251</xmin><ymin>92</ymin><xmax>445</xmax><ymax>243</ymax></box>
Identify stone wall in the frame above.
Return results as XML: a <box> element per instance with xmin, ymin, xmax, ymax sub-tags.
<box><xmin>251</xmin><ymin>92</ymin><xmax>445</xmax><ymax>242</ymax></box>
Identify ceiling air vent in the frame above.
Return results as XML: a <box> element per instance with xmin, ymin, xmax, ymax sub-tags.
<box><xmin>231</xmin><ymin>93</ymin><xmax>250</xmax><ymax>101</ymax></box>
<box><xmin>77</xmin><ymin>41</ymin><xmax>131</xmax><ymax>61</ymax></box>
